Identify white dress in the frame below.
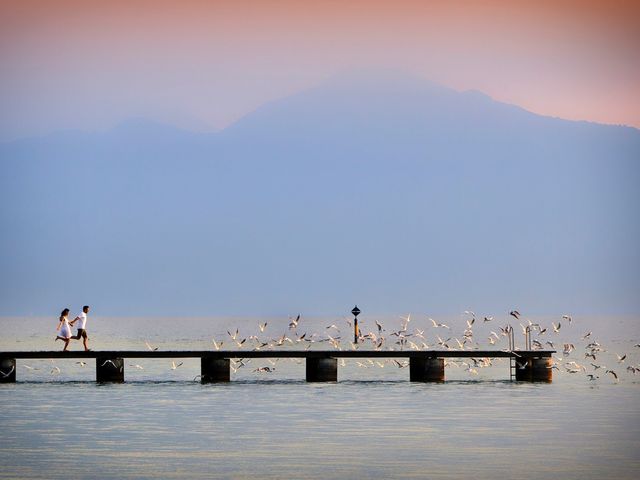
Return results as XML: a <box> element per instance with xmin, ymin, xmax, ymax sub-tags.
<box><xmin>58</xmin><ymin>317</ymin><xmax>71</xmax><ymax>339</ymax></box>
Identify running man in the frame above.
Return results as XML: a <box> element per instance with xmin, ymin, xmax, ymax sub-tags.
<box><xmin>70</xmin><ymin>305</ymin><xmax>91</xmax><ymax>351</ymax></box>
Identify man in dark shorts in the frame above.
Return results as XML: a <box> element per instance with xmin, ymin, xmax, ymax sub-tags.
<box><xmin>70</xmin><ymin>305</ymin><xmax>91</xmax><ymax>351</ymax></box>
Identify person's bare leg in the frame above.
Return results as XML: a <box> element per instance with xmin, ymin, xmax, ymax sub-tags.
<box><xmin>83</xmin><ymin>336</ymin><xmax>89</xmax><ymax>351</ymax></box>
<box><xmin>63</xmin><ymin>339</ymin><xmax>70</xmax><ymax>351</ymax></box>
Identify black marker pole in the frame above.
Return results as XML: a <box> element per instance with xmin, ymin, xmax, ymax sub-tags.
<box><xmin>351</xmin><ymin>305</ymin><xmax>361</xmax><ymax>344</ymax></box>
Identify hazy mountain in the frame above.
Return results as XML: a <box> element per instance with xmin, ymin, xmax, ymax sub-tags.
<box><xmin>1</xmin><ymin>72</ymin><xmax>639</xmax><ymax>316</ymax></box>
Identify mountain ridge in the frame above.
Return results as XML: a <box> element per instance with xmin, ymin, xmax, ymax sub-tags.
<box><xmin>0</xmin><ymin>72</ymin><xmax>638</xmax><ymax>316</ymax></box>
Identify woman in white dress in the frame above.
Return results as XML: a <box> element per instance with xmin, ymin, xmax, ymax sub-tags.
<box><xmin>55</xmin><ymin>308</ymin><xmax>72</xmax><ymax>351</ymax></box>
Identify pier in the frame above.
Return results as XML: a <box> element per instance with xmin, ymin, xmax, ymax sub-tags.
<box><xmin>0</xmin><ymin>350</ymin><xmax>555</xmax><ymax>383</ymax></box>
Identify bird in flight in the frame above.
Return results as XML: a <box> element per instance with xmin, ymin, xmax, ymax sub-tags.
<box><xmin>212</xmin><ymin>337</ymin><xmax>223</xmax><ymax>350</ymax></box>
<box><xmin>288</xmin><ymin>315</ymin><xmax>301</xmax><ymax>330</ymax></box>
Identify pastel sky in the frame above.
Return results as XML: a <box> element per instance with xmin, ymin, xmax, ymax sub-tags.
<box><xmin>1</xmin><ymin>0</ymin><xmax>638</xmax><ymax>141</ymax></box>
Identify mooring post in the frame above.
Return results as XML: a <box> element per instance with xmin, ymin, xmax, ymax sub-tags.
<box><xmin>306</xmin><ymin>356</ymin><xmax>338</xmax><ymax>382</ymax></box>
<box><xmin>96</xmin><ymin>357</ymin><xmax>124</xmax><ymax>383</ymax></box>
<box><xmin>201</xmin><ymin>356</ymin><xmax>230</xmax><ymax>383</ymax></box>
<box><xmin>0</xmin><ymin>357</ymin><xmax>16</xmax><ymax>383</ymax></box>
<box><xmin>410</xmin><ymin>356</ymin><xmax>445</xmax><ymax>382</ymax></box>
<box><xmin>515</xmin><ymin>357</ymin><xmax>553</xmax><ymax>382</ymax></box>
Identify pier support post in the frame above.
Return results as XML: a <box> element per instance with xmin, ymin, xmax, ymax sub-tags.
<box><xmin>201</xmin><ymin>357</ymin><xmax>230</xmax><ymax>383</ymax></box>
<box><xmin>0</xmin><ymin>357</ymin><xmax>16</xmax><ymax>383</ymax></box>
<box><xmin>306</xmin><ymin>357</ymin><xmax>338</xmax><ymax>382</ymax></box>
<box><xmin>515</xmin><ymin>357</ymin><xmax>553</xmax><ymax>382</ymax></box>
<box><xmin>96</xmin><ymin>357</ymin><xmax>124</xmax><ymax>383</ymax></box>
<box><xmin>410</xmin><ymin>357</ymin><xmax>445</xmax><ymax>382</ymax></box>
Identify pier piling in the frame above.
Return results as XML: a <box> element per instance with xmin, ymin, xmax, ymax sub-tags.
<box><xmin>0</xmin><ymin>357</ymin><xmax>16</xmax><ymax>383</ymax></box>
<box><xmin>410</xmin><ymin>356</ymin><xmax>445</xmax><ymax>382</ymax></box>
<box><xmin>96</xmin><ymin>357</ymin><xmax>124</xmax><ymax>383</ymax></box>
<box><xmin>515</xmin><ymin>357</ymin><xmax>553</xmax><ymax>382</ymax></box>
<box><xmin>201</xmin><ymin>357</ymin><xmax>230</xmax><ymax>383</ymax></box>
<box><xmin>306</xmin><ymin>357</ymin><xmax>338</xmax><ymax>382</ymax></box>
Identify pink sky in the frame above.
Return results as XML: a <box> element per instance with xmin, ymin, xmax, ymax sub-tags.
<box><xmin>0</xmin><ymin>0</ymin><xmax>638</xmax><ymax>140</ymax></box>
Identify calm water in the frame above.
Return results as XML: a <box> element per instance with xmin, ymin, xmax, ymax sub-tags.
<box><xmin>1</xmin><ymin>315</ymin><xmax>639</xmax><ymax>479</ymax></box>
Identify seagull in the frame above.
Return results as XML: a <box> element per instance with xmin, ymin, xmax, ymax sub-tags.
<box><xmin>375</xmin><ymin>321</ymin><xmax>384</xmax><ymax>333</ymax></box>
<box><xmin>253</xmin><ymin>366</ymin><xmax>274</xmax><ymax>373</ymax></box>
<box><xmin>227</xmin><ymin>329</ymin><xmax>239</xmax><ymax>340</ymax></box>
<box><xmin>130</xmin><ymin>364</ymin><xmax>144</xmax><ymax>370</ymax></box>
<box><xmin>400</xmin><ymin>314</ymin><xmax>411</xmax><ymax>331</ymax></box>
<box><xmin>288</xmin><ymin>314</ymin><xmax>300</xmax><ymax>330</ymax></box>
<box><xmin>430</xmin><ymin>318</ymin><xmax>450</xmax><ymax>329</ymax></box>
<box><xmin>562</xmin><ymin>314</ymin><xmax>572</xmax><ymax>323</ymax></box>
<box><xmin>50</xmin><ymin>366</ymin><xmax>61</xmax><ymax>375</ymax></box>
<box><xmin>101</xmin><ymin>360</ymin><xmax>118</xmax><ymax>368</ymax></box>
<box><xmin>212</xmin><ymin>337</ymin><xmax>223</xmax><ymax>351</ymax></box>
<box><xmin>75</xmin><ymin>361</ymin><xmax>87</xmax><ymax>367</ymax></box>
<box><xmin>1</xmin><ymin>366</ymin><xmax>15</xmax><ymax>378</ymax></box>
<box><xmin>171</xmin><ymin>361</ymin><xmax>183</xmax><ymax>370</ymax></box>
<box><xmin>509</xmin><ymin>310</ymin><xmax>521</xmax><ymax>319</ymax></box>
<box><xmin>586</xmin><ymin>374</ymin><xmax>598</xmax><ymax>381</ymax></box>
<box><xmin>582</xmin><ymin>331</ymin><xmax>592</xmax><ymax>340</ymax></box>
<box><xmin>483</xmin><ymin>316</ymin><xmax>494</xmax><ymax>323</ymax></box>
<box><xmin>605</xmin><ymin>369</ymin><xmax>618</xmax><ymax>381</ymax></box>
<box><xmin>617</xmin><ymin>354</ymin><xmax>626</xmax><ymax>363</ymax></box>
<box><xmin>145</xmin><ymin>341</ymin><xmax>158</xmax><ymax>351</ymax></box>
<box><xmin>23</xmin><ymin>364</ymin><xmax>39</xmax><ymax>371</ymax></box>
<box><xmin>552</xmin><ymin>322</ymin><xmax>561</xmax><ymax>333</ymax></box>
<box><xmin>258</xmin><ymin>322</ymin><xmax>268</xmax><ymax>332</ymax></box>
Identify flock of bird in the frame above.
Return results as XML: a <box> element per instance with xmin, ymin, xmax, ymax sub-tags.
<box><xmin>15</xmin><ymin>311</ymin><xmax>639</xmax><ymax>382</ymax></box>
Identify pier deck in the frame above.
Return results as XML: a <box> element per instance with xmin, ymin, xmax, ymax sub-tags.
<box><xmin>0</xmin><ymin>350</ymin><xmax>555</xmax><ymax>383</ymax></box>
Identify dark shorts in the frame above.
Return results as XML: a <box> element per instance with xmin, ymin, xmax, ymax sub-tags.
<box><xmin>74</xmin><ymin>329</ymin><xmax>88</xmax><ymax>339</ymax></box>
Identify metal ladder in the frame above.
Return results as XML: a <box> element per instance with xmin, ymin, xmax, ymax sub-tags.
<box><xmin>507</xmin><ymin>325</ymin><xmax>516</xmax><ymax>380</ymax></box>
<box><xmin>509</xmin><ymin>324</ymin><xmax>532</xmax><ymax>380</ymax></box>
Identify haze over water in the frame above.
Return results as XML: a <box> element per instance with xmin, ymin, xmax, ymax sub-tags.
<box><xmin>1</xmin><ymin>1</ymin><xmax>639</xmax><ymax>478</ymax></box>
<box><xmin>1</xmin><ymin>314</ymin><xmax>639</xmax><ymax>479</ymax></box>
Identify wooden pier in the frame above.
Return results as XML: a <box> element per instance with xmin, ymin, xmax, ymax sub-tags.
<box><xmin>0</xmin><ymin>350</ymin><xmax>555</xmax><ymax>383</ymax></box>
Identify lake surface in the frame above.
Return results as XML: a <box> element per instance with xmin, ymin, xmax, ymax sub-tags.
<box><xmin>1</xmin><ymin>314</ymin><xmax>639</xmax><ymax>479</ymax></box>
